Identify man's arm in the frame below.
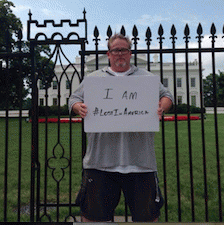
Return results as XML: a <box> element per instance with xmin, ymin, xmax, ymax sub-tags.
<box><xmin>68</xmin><ymin>80</ymin><xmax>84</xmax><ymax>115</ymax></box>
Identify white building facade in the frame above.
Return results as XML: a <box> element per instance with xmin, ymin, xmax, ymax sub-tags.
<box><xmin>38</xmin><ymin>54</ymin><xmax>201</xmax><ymax>107</ymax></box>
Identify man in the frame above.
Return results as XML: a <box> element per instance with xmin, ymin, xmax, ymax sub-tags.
<box><xmin>69</xmin><ymin>34</ymin><xmax>173</xmax><ymax>222</ymax></box>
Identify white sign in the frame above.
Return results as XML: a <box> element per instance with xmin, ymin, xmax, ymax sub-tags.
<box><xmin>84</xmin><ymin>75</ymin><xmax>160</xmax><ymax>132</ymax></box>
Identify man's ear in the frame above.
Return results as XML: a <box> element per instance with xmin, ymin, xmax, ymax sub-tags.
<box><xmin>106</xmin><ymin>51</ymin><xmax>111</xmax><ymax>61</ymax></box>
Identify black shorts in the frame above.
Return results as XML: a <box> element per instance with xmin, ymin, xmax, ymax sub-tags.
<box><xmin>75</xmin><ymin>169</ymin><xmax>164</xmax><ymax>222</ymax></box>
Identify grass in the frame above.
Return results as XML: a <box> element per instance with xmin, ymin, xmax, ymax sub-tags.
<box><xmin>155</xmin><ymin>114</ymin><xmax>224</xmax><ymax>222</ymax></box>
<box><xmin>0</xmin><ymin>114</ymin><xmax>224</xmax><ymax>222</ymax></box>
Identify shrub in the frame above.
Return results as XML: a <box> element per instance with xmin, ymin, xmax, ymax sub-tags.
<box><xmin>169</xmin><ymin>104</ymin><xmax>205</xmax><ymax>114</ymax></box>
<box><xmin>29</xmin><ymin>105</ymin><xmax>69</xmax><ymax>117</ymax></box>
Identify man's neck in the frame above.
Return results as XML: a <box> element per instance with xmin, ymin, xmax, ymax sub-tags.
<box><xmin>108</xmin><ymin>67</ymin><xmax>131</xmax><ymax>76</ymax></box>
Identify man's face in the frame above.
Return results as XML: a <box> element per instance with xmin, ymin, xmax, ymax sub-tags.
<box><xmin>107</xmin><ymin>38</ymin><xmax>132</xmax><ymax>72</ymax></box>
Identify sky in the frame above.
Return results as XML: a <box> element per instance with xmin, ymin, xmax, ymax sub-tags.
<box><xmin>11</xmin><ymin>0</ymin><xmax>224</xmax><ymax>77</ymax></box>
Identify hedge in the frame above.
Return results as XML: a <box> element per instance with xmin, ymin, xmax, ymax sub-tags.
<box><xmin>29</xmin><ymin>105</ymin><xmax>69</xmax><ymax>117</ymax></box>
<box><xmin>168</xmin><ymin>104</ymin><xmax>206</xmax><ymax>114</ymax></box>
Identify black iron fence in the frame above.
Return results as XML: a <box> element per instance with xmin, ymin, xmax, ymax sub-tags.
<box><xmin>84</xmin><ymin>23</ymin><xmax>223</xmax><ymax>223</ymax></box>
<box><xmin>1</xmin><ymin>10</ymin><xmax>223</xmax><ymax>222</ymax></box>
<box><xmin>0</xmin><ymin>28</ymin><xmax>30</xmax><ymax>222</ymax></box>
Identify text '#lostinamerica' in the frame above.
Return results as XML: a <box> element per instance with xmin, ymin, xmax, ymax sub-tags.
<box><xmin>92</xmin><ymin>107</ymin><xmax>150</xmax><ymax>116</ymax></box>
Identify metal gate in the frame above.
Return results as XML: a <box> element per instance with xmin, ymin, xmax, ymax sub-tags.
<box><xmin>27</xmin><ymin>10</ymin><xmax>87</xmax><ymax>222</ymax></box>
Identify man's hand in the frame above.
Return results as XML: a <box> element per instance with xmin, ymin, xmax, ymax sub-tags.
<box><xmin>72</xmin><ymin>102</ymin><xmax>87</xmax><ymax>118</ymax></box>
<box><xmin>157</xmin><ymin>97</ymin><xmax>173</xmax><ymax>120</ymax></box>
<box><xmin>157</xmin><ymin>102</ymin><xmax>164</xmax><ymax>121</ymax></box>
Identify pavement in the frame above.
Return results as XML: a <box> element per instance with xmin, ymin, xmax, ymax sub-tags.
<box><xmin>69</xmin><ymin>216</ymin><xmax>132</xmax><ymax>223</ymax></box>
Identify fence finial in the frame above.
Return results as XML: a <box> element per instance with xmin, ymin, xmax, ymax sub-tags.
<box><xmin>158</xmin><ymin>24</ymin><xmax>164</xmax><ymax>36</ymax></box>
<box><xmin>157</xmin><ymin>24</ymin><xmax>165</xmax><ymax>44</ymax></box>
<box><xmin>132</xmin><ymin>25</ymin><xmax>138</xmax><ymax>37</ymax></box>
<box><xmin>93</xmin><ymin>26</ymin><xmax>99</xmax><ymax>38</ymax></box>
<box><xmin>170</xmin><ymin>25</ymin><xmax>177</xmax><ymax>44</ymax></box>
<box><xmin>184</xmin><ymin>24</ymin><xmax>190</xmax><ymax>37</ymax></box>
<box><xmin>184</xmin><ymin>24</ymin><xmax>191</xmax><ymax>43</ymax></box>
<box><xmin>197</xmin><ymin>23</ymin><xmax>203</xmax><ymax>36</ymax></box>
<box><xmin>132</xmin><ymin>25</ymin><xmax>139</xmax><ymax>45</ymax></box>
<box><xmin>171</xmin><ymin>24</ymin><xmax>177</xmax><ymax>36</ymax></box>
<box><xmin>120</xmin><ymin>26</ymin><xmax>126</xmax><ymax>36</ymax></box>
<box><xmin>145</xmin><ymin>27</ymin><xmax>152</xmax><ymax>46</ymax></box>
<box><xmin>196</xmin><ymin>23</ymin><xmax>204</xmax><ymax>43</ymax></box>
<box><xmin>210</xmin><ymin>23</ymin><xmax>216</xmax><ymax>35</ymax></box>
<box><xmin>106</xmin><ymin>26</ymin><xmax>112</xmax><ymax>40</ymax></box>
<box><xmin>210</xmin><ymin>23</ymin><xmax>217</xmax><ymax>44</ymax></box>
<box><xmin>93</xmin><ymin>26</ymin><xmax>100</xmax><ymax>46</ymax></box>
<box><xmin>28</xmin><ymin>9</ymin><xmax>32</xmax><ymax>20</ymax></box>
<box><xmin>83</xmin><ymin>8</ymin><xmax>86</xmax><ymax>20</ymax></box>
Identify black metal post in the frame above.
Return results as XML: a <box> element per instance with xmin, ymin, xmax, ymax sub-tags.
<box><xmin>210</xmin><ymin>23</ymin><xmax>222</xmax><ymax>222</ymax></box>
<box><xmin>4</xmin><ymin>31</ymin><xmax>10</xmax><ymax>222</ymax></box>
<box><xmin>184</xmin><ymin>24</ymin><xmax>195</xmax><ymax>222</ymax></box>
<box><xmin>170</xmin><ymin>25</ymin><xmax>181</xmax><ymax>222</ymax></box>
<box><xmin>17</xmin><ymin>30</ymin><xmax>23</xmax><ymax>222</ymax></box>
<box><xmin>30</xmin><ymin>41</ymin><xmax>38</xmax><ymax>222</ymax></box>
<box><xmin>196</xmin><ymin>23</ymin><xmax>208</xmax><ymax>222</ymax></box>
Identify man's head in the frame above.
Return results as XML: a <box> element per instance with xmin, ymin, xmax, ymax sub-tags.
<box><xmin>107</xmin><ymin>34</ymin><xmax>132</xmax><ymax>72</ymax></box>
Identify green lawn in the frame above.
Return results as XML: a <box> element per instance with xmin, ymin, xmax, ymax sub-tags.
<box><xmin>155</xmin><ymin>114</ymin><xmax>224</xmax><ymax>222</ymax></box>
<box><xmin>0</xmin><ymin>114</ymin><xmax>223</xmax><ymax>222</ymax></box>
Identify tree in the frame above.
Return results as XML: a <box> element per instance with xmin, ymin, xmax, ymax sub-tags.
<box><xmin>203</xmin><ymin>71</ymin><xmax>224</xmax><ymax>107</ymax></box>
<box><xmin>0</xmin><ymin>0</ymin><xmax>22</xmax><ymax>52</ymax></box>
<box><xmin>0</xmin><ymin>0</ymin><xmax>54</xmax><ymax>109</ymax></box>
<box><xmin>0</xmin><ymin>0</ymin><xmax>23</xmax><ymax>109</ymax></box>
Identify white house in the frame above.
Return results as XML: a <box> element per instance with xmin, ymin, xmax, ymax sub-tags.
<box><xmin>38</xmin><ymin>54</ymin><xmax>201</xmax><ymax>107</ymax></box>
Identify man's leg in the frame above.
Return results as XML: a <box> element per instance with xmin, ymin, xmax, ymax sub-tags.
<box><xmin>76</xmin><ymin>169</ymin><xmax>121</xmax><ymax>222</ymax></box>
<box><xmin>121</xmin><ymin>172</ymin><xmax>162</xmax><ymax>222</ymax></box>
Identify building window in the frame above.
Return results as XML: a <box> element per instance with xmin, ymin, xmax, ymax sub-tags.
<box><xmin>53</xmin><ymin>81</ymin><xmax>58</xmax><ymax>90</ymax></box>
<box><xmin>39</xmin><ymin>80</ymin><xmax>44</xmax><ymax>90</ymax></box>
<box><xmin>191</xmin><ymin>95</ymin><xmax>196</xmax><ymax>106</ymax></box>
<box><xmin>40</xmin><ymin>98</ymin><xmax>44</xmax><ymax>106</ymax></box>
<box><xmin>163</xmin><ymin>78</ymin><xmax>168</xmax><ymax>87</ymax></box>
<box><xmin>66</xmin><ymin>80</ymin><xmax>70</xmax><ymax>89</ymax></box>
<box><xmin>53</xmin><ymin>98</ymin><xmax>58</xmax><ymax>106</ymax></box>
<box><xmin>177</xmin><ymin>96</ymin><xmax>182</xmax><ymax>105</ymax></box>
<box><xmin>177</xmin><ymin>78</ymin><xmax>182</xmax><ymax>87</ymax></box>
<box><xmin>191</xmin><ymin>78</ymin><xmax>196</xmax><ymax>87</ymax></box>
